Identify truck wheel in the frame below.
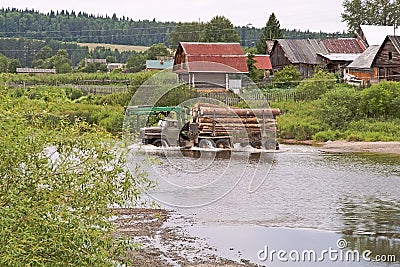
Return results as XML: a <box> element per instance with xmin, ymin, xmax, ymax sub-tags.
<box><xmin>250</xmin><ymin>140</ymin><xmax>262</xmax><ymax>149</ymax></box>
<box><xmin>152</xmin><ymin>139</ymin><xmax>169</xmax><ymax>147</ymax></box>
<box><xmin>198</xmin><ymin>139</ymin><xmax>216</xmax><ymax>149</ymax></box>
<box><xmin>265</xmin><ymin>140</ymin><xmax>277</xmax><ymax>150</ymax></box>
<box><xmin>216</xmin><ymin>139</ymin><xmax>231</xmax><ymax>148</ymax></box>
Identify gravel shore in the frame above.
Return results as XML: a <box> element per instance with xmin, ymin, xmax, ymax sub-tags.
<box><xmin>114</xmin><ymin>208</ymin><xmax>259</xmax><ymax>267</ymax></box>
<box><xmin>319</xmin><ymin>141</ymin><xmax>400</xmax><ymax>155</ymax></box>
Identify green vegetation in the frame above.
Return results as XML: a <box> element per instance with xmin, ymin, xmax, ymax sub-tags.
<box><xmin>256</xmin><ymin>13</ymin><xmax>283</xmax><ymax>54</ymax></box>
<box><xmin>271</xmin><ymin>65</ymin><xmax>302</xmax><ymax>88</ymax></box>
<box><xmin>342</xmin><ymin>0</ymin><xmax>400</xmax><ymax>32</ymax></box>
<box><xmin>0</xmin><ymin>8</ymin><xmax>349</xmax><ymax>56</ymax></box>
<box><xmin>201</xmin><ymin>16</ymin><xmax>241</xmax><ymax>43</ymax></box>
<box><xmin>270</xmin><ymin>71</ymin><xmax>400</xmax><ymax>142</ymax></box>
<box><xmin>0</xmin><ymin>78</ymin><xmax>156</xmax><ymax>266</ymax></box>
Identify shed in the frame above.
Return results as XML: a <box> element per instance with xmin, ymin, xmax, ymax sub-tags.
<box><xmin>173</xmin><ymin>42</ymin><xmax>248</xmax><ymax>91</ymax></box>
<box><xmin>253</xmin><ymin>55</ymin><xmax>272</xmax><ymax>71</ymax></box>
<box><xmin>345</xmin><ymin>45</ymin><xmax>380</xmax><ymax>84</ymax></box>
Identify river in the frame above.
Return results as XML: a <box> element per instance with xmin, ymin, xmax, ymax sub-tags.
<box><xmin>127</xmin><ymin>144</ymin><xmax>400</xmax><ymax>266</ymax></box>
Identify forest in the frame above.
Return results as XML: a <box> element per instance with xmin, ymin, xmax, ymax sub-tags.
<box><xmin>0</xmin><ymin>8</ymin><xmax>344</xmax><ymax>46</ymax></box>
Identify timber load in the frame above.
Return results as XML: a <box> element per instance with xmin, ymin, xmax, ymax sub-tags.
<box><xmin>191</xmin><ymin>103</ymin><xmax>280</xmax><ymax>137</ymax></box>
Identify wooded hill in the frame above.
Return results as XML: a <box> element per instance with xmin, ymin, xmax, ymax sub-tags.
<box><xmin>0</xmin><ymin>8</ymin><xmax>346</xmax><ymax>47</ymax></box>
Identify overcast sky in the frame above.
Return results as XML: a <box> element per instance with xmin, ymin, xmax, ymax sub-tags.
<box><xmin>1</xmin><ymin>0</ymin><xmax>347</xmax><ymax>33</ymax></box>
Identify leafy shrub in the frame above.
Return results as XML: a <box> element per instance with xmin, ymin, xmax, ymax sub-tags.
<box><xmin>272</xmin><ymin>65</ymin><xmax>301</xmax><ymax>88</ymax></box>
<box><xmin>64</xmin><ymin>87</ymin><xmax>83</xmax><ymax>100</ymax></box>
<box><xmin>313</xmin><ymin>130</ymin><xmax>343</xmax><ymax>142</ymax></box>
<box><xmin>360</xmin><ymin>81</ymin><xmax>400</xmax><ymax>118</ymax></box>
<box><xmin>277</xmin><ymin>114</ymin><xmax>322</xmax><ymax>140</ymax></box>
<box><xmin>295</xmin><ymin>69</ymin><xmax>336</xmax><ymax>101</ymax></box>
<box><xmin>317</xmin><ymin>86</ymin><xmax>361</xmax><ymax>129</ymax></box>
<box><xmin>0</xmin><ymin>95</ymin><xmax>154</xmax><ymax>266</ymax></box>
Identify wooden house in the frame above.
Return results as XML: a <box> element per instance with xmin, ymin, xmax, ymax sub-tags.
<box><xmin>346</xmin><ymin>35</ymin><xmax>400</xmax><ymax>83</ymax></box>
<box><xmin>373</xmin><ymin>35</ymin><xmax>400</xmax><ymax>81</ymax></box>
<box><xmin>173</xmin><ymin>42</ymin><xmax>248</xmax><ymax>91</ymax></box>
<box><xmin>269</xmin><ymin>38</ymin><xmax>365</xmax><ymax>78</ymax></box>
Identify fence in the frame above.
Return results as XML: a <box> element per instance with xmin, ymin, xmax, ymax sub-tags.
<box><xmin>196</xmin><ymin>90</ymin><xmax>299</xmax><ymax>106</ymax></box>
<box><xmin>75</xmin><ymin>85</ymin><xmax>129</xmax><ymax>95</ymax></box>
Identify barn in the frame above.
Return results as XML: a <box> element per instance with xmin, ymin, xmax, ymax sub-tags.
<box><xmin>173</xmin><ymin>42</ymin><xmax>248</xmax><ymax>91</ymax></box>
<box><xmin>269</xmin><ymin>38</ymin><xmax>365</xmax><ymax>78</ymax></box>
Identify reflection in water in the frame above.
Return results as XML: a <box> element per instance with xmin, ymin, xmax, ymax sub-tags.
<box><xmin>340</xmin><ymin>196</ymin><xmax>400</xmax><ymax>262</ymax></box>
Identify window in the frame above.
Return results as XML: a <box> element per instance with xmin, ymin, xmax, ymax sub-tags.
<box><xmin>389</xmin><ymin>52</ymin><xmax>393</xmax><ymax>60</ymax></box>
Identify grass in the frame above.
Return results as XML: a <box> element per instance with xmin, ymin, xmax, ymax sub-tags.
<box><xmin>77</xmin><ymin>42</ymin><xmax>149</xmax><ymax>52</ymax></box>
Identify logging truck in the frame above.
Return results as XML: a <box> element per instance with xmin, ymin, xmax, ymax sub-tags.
<box><xmin>126</xmin><ymin>104</ymin><xmax>279</xmax><ymax>150</ymax></box>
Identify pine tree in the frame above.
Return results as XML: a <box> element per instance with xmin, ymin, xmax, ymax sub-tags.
<box><xmin>256</xmin><ymin>13</ymin><xmax>283</xmax><ymax>54</ymax></box>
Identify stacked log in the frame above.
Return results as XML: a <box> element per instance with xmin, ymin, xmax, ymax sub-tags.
<box><xmin>192</xmin><ymin>103</ymin><xmax>279</xmax><ymax>137</ymax></box>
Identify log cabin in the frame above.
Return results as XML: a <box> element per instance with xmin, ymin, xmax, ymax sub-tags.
<box><xmin>374</xmin><ymin>35</ymin><xmax>400</xmax><ymax>81</ymax></box>
<box><xmin>173</xmin><ymin>42</ymin><xmax>248</xmax><ymax>92</ymax></box>
<box><xmin>346</xmin><ymin>35</ymin><xmax>400</xmax><ymax>83</ymax></box>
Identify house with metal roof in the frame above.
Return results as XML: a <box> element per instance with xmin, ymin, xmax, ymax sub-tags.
<box><xmin>253</xmin><ymin>55</ymin><xmax>272</xmax><ymax>71</ymax></box>
<box><xmin>173</xmin><ymin>42</ymin><xmax>248</xmax><ymax>91</ymax></box>
<box><xmin>252</xmin><ymin>54</ymin><xmax>273</xmax><ymax>80</ymax></box>
<box><xmin>269</xmin><ymin>38</ymin><xmax>366</xmax><ymax>78</ymax></box>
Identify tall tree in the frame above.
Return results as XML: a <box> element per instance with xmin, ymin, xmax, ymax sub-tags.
<box><xmin>256</xmin><ymin>13</ymin><xmax>283</xmax><ymax>54</ymax></box>
<box><xmin>168</xmin><ymin>22</ymin><xmax>202</xmax><ymax>50</ymax></box>
<box><xmin>201</xmin><ymin>15</ymin><xmax>241</xmax><ymax>43</ymax></box>
<box><xmin>342</xmin><ymin>0</ymin><xmax>400</xmax><ymax>33</ymax></box>
<box><xmin>145</xmin><ymin>43</ymin><xmax>171</xmax><ymax>60</ymax></box>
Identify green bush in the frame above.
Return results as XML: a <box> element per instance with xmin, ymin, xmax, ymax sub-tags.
<box><xmin>277</xmin><ymin>114</ymin><xmax>323</xmax><ymax>140</ymax></box>
<box><xmin>360</xmin><ymin>81</ymin><xmax>400</xmax><ymax>118</ymax></box>
<box><xmin>295</xmin><ymin>69</ymin><xmax>336</xmax><ymax>101</ymax></box>
<box><xmin>313</xmin><ymin>130</ymin><xmax>343</xmax><ymax>142</ymax></box>
<box><xmin>0</xmin><ymin>94</ymin><xmax>154</xmax><ymax>266</ymax></box>
<box><xmin>272</xmin><ymin>65</ymin><xmax>301</xmax><ymax>88</ymax></box>
<box><xmin>64</xmin><ymin>87</ymin><xmax>83</xmax><ymax>100</ymax></box>
<box><xmin>317</xmin><ymin>86</ymin><xmax>362</xmax><ymax>129</ymax></box>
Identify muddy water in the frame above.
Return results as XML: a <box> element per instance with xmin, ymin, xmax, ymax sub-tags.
<box><xmin>129</xmin><ymin>145</ymin><xmax>400</xmax><ymax>266</ymax></box>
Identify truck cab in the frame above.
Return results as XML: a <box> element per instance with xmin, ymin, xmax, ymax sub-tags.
<box><xmin>139</xmin><ymin>118</ymin><xmax>181</xmax><ymax>147</ymax></box>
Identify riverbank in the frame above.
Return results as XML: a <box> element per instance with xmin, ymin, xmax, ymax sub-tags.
<box><xmin>280</xmin><ymin>139</ymin><xmax>400</xmax><ymax>155</ymax></box>
<box><xmin>319</xmin><ymin>140</ymin><xmax>400</xmax><ymax>155</ymax></box>
<box><xmin>115</xmin><ymin>208</ymin><xmax>259</xmax><ymax>267</ymax></box>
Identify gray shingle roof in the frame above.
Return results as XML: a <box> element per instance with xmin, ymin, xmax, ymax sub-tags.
<box><xmin>347</xmin><ymin>45</ymin><xmax>380</xmax><ymax>69</ymax></box>
<box><xmin>274</xmin><ymin>38</ymin><xmax>365</xmax><ymax>65</ymax></box>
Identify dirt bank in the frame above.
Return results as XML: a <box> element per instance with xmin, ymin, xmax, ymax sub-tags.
<box><xmin>114</xmin><ymin>208</ymin><xmax>259</xmax><ymax>267</ymax></box>
<box><xmin>319</xmin><ymin>140</ymin><xmax>400</xmax><ymax>155</ymax></box>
